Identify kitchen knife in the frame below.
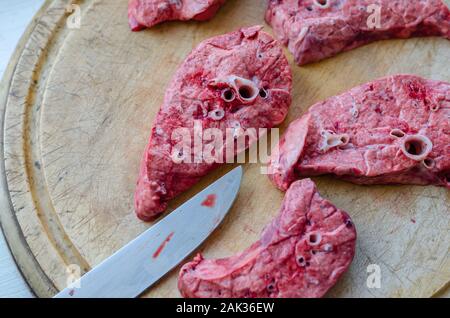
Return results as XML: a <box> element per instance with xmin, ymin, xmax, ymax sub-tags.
<box><xmin>54</xmin><ymin>166</ymin><xmax>243</xmax><ymax>298</ymax></box>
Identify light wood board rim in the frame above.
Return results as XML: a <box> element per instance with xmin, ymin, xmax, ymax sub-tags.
<box><xmin>0</xmin><ymin>0</ymin><xmax>70</xmax><ymax>298</ymax></box>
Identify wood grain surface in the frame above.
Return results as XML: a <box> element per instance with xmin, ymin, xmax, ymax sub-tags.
<box><xmin>0</xmin><ymin>0</ymin><xmax>449</xmax><ymax>298</ymax></box>
<box><xmin>0</xmin><ymin>0</ymin><xmax>45</xmax><ymax>298</ymax></box>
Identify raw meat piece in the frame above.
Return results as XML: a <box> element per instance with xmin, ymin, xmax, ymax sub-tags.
<box><xmin>128</xmin><ymin>0</ymin><xmax>226</xmax><ymax>31</ymax></box>
<box><xmin>265</xmin><ymin>0</ymin><xmax>450</xmax><ymax>65</ymax></box>
<box><xmin>135</xmin><ymin>26</ymin><xmax>292</xmax><ymax>221</ymax></box>
<box><xmin>178</xmin><ymin>179</ymin><xmax>357</xmax><ymax>298</ymax></box>
<box><xmin>269</xmin><ymin>75</ymin><xmax>450</xmax><ymax>191</ymax></box>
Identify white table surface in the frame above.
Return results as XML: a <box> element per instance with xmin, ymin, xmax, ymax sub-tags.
<box><xmin>0</xmin><ymin>0</ymin><xmax>45</xmax><ymax>298</ymax></box>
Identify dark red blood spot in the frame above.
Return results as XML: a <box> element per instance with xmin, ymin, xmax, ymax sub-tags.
<box><xmin>152</xmin><ymin>232</ymin><xmax>175</xmax><ymax>259</ymax></box>
<box><xmin>411</xmin><ymin>218</ymin><xmax>416</xmax><ymax>224</ymax></box>
<box><xmin>408</xmin><ymin>82</ymin><xmax>427</xmax><ymax>100</ymax></box>
<box><xmin>201</xmin><ymin>194</ymin><xmax>217</xmax><ymax>208</ymax></box>
<box><xmin>69</xmin><ymin>289</ymin><xmax>75</xmax><ymax>296</ymax></box>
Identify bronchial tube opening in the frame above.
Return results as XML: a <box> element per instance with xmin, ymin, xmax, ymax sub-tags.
<box><xmin>307</xmin><ymin>232</ymin><xmax>322</xmax><ymax>246</ymax></box>
<box><xmin>234</xmin><ymin>77</ymin><xmax>259</xmax><ymax>103</ymax></box>
<box><xmin>210</xmin><ymin>75</ymin><xmax>259</xmax><ymax>104</ymax></box>
<box><xmin>400</xmin><ymin>135</ymin><xmax>433</xmax><ymax>161</ymax></box>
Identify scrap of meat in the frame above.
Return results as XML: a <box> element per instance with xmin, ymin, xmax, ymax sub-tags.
<box><xmin>128</xmin><ymin>0</ymin><xmax>226</xmax><ymax>31</ymax></box>
<box><xmin>265</xmin><ymin>0</ymin><xmax>450</xmax><ymax>65</ymax></box>
<box><xmin>178</xmin><ymin>179</ymin><xmax>357</xmax><ymax>298</ymax></box>
<box><xmin>135</xmin><ymin>26</ymin><xmax>292</xmax><ymax>221</ymax></box>
<box><xmin>269</xmin><ymin>75</ymin><xmax>450</xmax><ymax>191</ymax></box>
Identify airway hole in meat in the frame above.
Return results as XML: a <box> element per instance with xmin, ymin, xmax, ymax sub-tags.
<box><xmin>406</xmin><ymin>141</ymin><xmax>421</xmax><ymax>155</ymax></box>
<box><xmin>401</xmin><ymin>135</ymin><xmax>433</xmax><ymax>161</ymax></box>
<box><xmin>430</xmin><ymin>104</ymin><xmax>440</xmax><ymax>112</ymax></box>
<box><xmin>230</xmin><ymin>104</ymin><xmax>245</xmax><ymax>114</ymax></box>
<box><xmin>320</xmin><ymin>131</ymin><xmax>350</xmax><ymax>152</ymax></box>
<box><xmin>267</xmin><ymin>283</ymin><xmax>276</xmax><ymax>292</ymax></box>
<box><xmin>222</xmin><ymin>89</ymin><xmax>235</xmax><ymax>102</ymax></box>
<box><xmin>259</xmin><ymin>88</ymin><xmax>268</xmax><ymax>99</ymax></box>
<box><xmin>390</xmin><ymin>129</ymin><xmax>406</xmax><ymax>138</ymax></box>
<box><xmin>444</xmin><ymin>174</ymin><xmax>450</xmax><ymax>184</ymax></box>
<box><xmin>423</xmin><ymin>158</ymin><xmax>435</xmax><ymax>169</ymax></box>
<box><xmin>239</xmin><ymin>85</ymin><xmax>256</xmax><ymax>100</ymax></box>
<box><xmin>340</xmin><ymin>135</ymin><xmax>349</xmax><ymax>145</ymax></box>
<box><xmin>171</xmin><ymin>148</ymin><xmax>184</xmax><ymax>162</ymax></box>
<box><xmin>314</xmin><ymin>0</ymin><xmax>329</xmax><ymax>8</ymax></box>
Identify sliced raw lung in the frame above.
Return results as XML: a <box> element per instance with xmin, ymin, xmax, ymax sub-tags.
<box><xmin>178</xmin><ymin>179</ymin><xmax>357</xmax><ymax>298</ymax></box>
<box><xmin>265</xmin><ymin>0</ymin><xmax>450</xmax><ymax>65</ymax></box>
<box><xmin>269</xmin><ymin>75</ymin><xmax>450</xmax><ymax>190</ymax></box>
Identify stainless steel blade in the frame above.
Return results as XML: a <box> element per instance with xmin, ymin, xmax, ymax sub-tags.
<box><xmin>54</xmin><ymin>166</ymin><xmax>243</xmax><ymax>298</ymax></box>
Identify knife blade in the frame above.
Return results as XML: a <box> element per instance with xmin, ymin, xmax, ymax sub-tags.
<box><xmin>54</xmin><ymin>166</ymin><xmax>243</xmax><ymax>298</ymax></box>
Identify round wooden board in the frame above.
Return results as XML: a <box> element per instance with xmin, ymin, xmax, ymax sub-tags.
<box><xmin>0</xmin><ymin>0</ymin><xmax>449</xmax><ymax>298</ymax></box>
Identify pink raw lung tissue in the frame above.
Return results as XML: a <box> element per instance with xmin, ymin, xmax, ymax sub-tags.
<box><xmin>128</xmin><ymin>0</ymin><xmax>226</xmax><ymax>31</ymax></box>
<box><xmin>265</xmin><ymin>0</ymin><xmax>450</xmax><ymax>65</ymax></box>
<box><xmin>135</xmin><ymin>26</ymin><xmax>292</xmax><ymax>221</ymax></box>
<box><xmin>269</xmin><ymin>75</ymin><xmax>450</xmax><ymax>191</ymax></box>
<box><xmin>178</xmin><ymin>179</ymin><xmax>357</xmax><ymax>298</ymax></box>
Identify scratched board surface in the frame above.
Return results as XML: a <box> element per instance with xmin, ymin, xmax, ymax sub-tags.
<box><xmin>0</xmin><ymin>0</ymin><xmax>449</xmax><ymax>298</ymax></box>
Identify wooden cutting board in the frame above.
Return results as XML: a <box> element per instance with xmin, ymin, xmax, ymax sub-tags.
<box><xmin>0</xmin><ymin>0</ymin><xmax>449</xmax><ymax>298</ymax></box>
